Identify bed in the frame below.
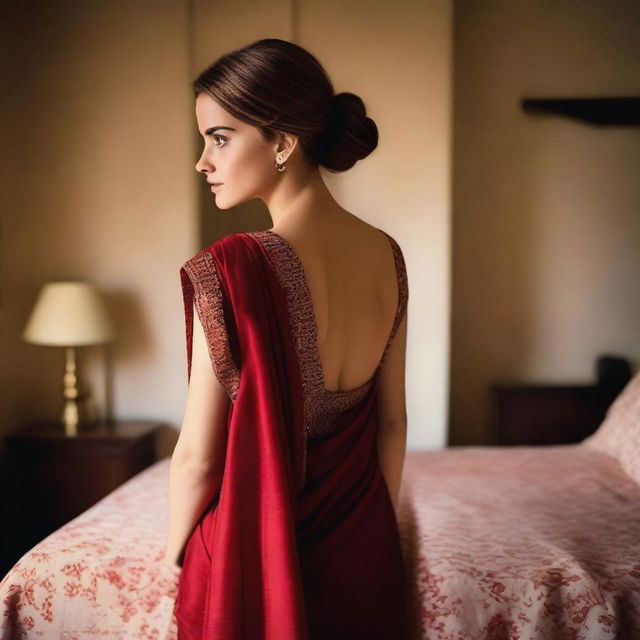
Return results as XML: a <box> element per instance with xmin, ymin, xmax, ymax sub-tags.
<box><xmin>2</xmin><ymin>373</ymin><xmax>640</xmax><ymax>639</ymax></box>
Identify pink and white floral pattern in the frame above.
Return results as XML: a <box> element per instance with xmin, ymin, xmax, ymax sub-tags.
<box><xmin>2</xmin><ymin>420</ymin><xmax>639</xmax><ymax>638</ymax></box>
<box><xmin>0</xmin><ymin>461</ymin><xmax>181</xmax><ymax>639</ymax></box>
<box><xmin>398</xmin><ymin>444</ymin><xmax>640</xmax><ymax>639</ymax></box>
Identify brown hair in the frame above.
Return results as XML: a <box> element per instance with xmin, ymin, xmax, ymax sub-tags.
<box><xmin>191</xmin><ymin>38</ymin><xmax>378</xmax><ymax>173</ymax></box>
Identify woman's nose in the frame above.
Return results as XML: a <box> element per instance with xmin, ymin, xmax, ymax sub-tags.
<box><xmin>195</xmin><ymin>151</ymin><xmax>212</xmax><ymax>174</ymax></box>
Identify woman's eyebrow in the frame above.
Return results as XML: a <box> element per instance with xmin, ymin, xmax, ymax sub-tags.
<box><xmin>204</xmin><ymin>126</ymin><xmax>237</xmax><ymax>135</ymax></box>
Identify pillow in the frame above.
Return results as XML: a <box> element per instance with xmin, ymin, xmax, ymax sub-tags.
<box><xmin>582</xmin><ymin>371</ymin><xmax>640</xmax><ymax>484</ymax></box>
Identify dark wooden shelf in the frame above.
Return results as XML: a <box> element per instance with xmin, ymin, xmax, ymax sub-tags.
<box><xmin>521</xmin><ymin>97</ymin><xmax>640</xmax><ymax>126</ymax></box>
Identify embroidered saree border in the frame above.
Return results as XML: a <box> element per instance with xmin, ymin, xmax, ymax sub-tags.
<box><xmin>379</xmin><ymin>231</ymin><xmax>409</xmax><ymax>365</ymax></box>
<box><xmin>248</xmin><ymin>231</ymin><xmax>319</xmax><ymax>490</ymax></box>
<box><xmin>180</xmin><ymin>250</ymin><xmax>241</xmax><ymax>402</ymax></box>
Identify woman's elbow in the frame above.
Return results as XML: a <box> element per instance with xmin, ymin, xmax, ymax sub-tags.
<box><xmin>170</xmin><ymin>444</ymin><xmax>223</xmax><ymax>476</ymax></box>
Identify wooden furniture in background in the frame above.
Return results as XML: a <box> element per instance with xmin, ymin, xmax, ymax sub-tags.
<box><xmin>490</xmin><ymin>355</ymin><xmax>632</xmax><ymax>446</ymax></box>
<box><xmin>2</xmin><ymin>420</ymin><xmax>163</xmax><ymax>576</ymax></box>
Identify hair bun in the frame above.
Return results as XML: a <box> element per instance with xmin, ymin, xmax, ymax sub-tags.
<box><xmin>316</xmin><ymin>92</ymin><xmax>378</xmax><ymax>173</ymax></box>
<box><xmin>331</xmin><ymin>92</ymin><xmax>364</xmax><ymax>119</ymax></box>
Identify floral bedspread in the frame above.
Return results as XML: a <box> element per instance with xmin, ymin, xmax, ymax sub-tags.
<box><xmin>2</xmin><ymin>445</ymin><xmax>639</xmax><ymax>639</ymax></box>
<box><xmin>398</xmin><ymin>444</ymin><xmax>640</xmax><ymax>639</ymax></box>
<box><xmin>0</xmin><ymin>460</ymin><xmax>180</xmax><ymax>639</ymax></box>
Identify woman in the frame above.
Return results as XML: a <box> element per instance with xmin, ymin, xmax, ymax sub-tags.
<box><xmin>164</xmin><ymin>38</ymin><xmax>409</xmax><ymax>639</ymax></box>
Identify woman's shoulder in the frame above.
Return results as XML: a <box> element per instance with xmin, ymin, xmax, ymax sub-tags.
<box><xmin>349</xmin><ymin>219</ymin><xmax>407</xmax><ymax>299</ymax></box>
<box><xmin>342</xmin><ymin>212</ymin><xmax>402</xmax><ymax>246</ymax></box>
<box><xmin>346</xmin><ymin>216</ymin><xmax>405</xmax><ymax>264</ymax></box>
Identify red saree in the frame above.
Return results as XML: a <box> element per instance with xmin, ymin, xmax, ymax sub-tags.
<box><xmin>174</xmin><ymin>229</ymin><xmax>409</xmax><ymax>639</ymax></box>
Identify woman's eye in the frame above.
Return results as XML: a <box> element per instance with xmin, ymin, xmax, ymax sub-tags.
<box><xmin>213</xmin><ymin>135</ymin><xmax>227</xmax><ymax>148</ymax></box>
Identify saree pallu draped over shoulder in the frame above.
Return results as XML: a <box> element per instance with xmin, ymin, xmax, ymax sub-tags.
<box><xmin>174</xmin><ymin>232</ymin><xmax>408</xmax><ymax>640</ymax></box>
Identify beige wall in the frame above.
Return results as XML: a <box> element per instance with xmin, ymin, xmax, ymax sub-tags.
<box><xmin>2</xmin><ymin>1</ymin><xmax>452</xmax><ymax>456</ymax></box>
<box><xmin>450</xmin><ymin>0</ymin><xmax>640</xmax><ymax>445</ymax></box>
<box><xmin>1</xmin><ymin>1</ymin><xmax>196</xmax><ymax>457</ymax></box>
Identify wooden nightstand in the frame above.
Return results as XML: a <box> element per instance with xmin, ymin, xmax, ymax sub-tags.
<box><xmin>5</xmin><ymin>420</ymin><xmax>163</xmax><ymax>538</ymax></box>
<box><xmin>489</xmin><ymin>356</ymin><xmax>632</xmax><ymax>446</ymax></box>
<box><xmin>490</xmin><ymin>384</ymin><xmax>607</xmax><ymax>445</ymax></box>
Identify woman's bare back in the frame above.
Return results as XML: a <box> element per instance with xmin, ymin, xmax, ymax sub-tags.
<box><xmin>271</xmin><ymin>211</ymin><xmax>408</xmax><ymax>427</ymax></box>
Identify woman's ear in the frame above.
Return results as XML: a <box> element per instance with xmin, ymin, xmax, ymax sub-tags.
<box><xmin>275</xmin><ymin>131</ymin><xmax>299</xmax><ymax>160</ymax></box>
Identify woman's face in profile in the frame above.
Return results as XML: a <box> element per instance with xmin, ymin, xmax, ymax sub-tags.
<box><xmin>194</xmin><ymin>93</ymin><xmax>282</xmax><ymax>209</ymax></box>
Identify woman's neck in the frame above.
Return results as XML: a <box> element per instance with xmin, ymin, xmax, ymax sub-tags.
<box><xmin>265</xmin><ymin>168</ymin><xmax>346</xmax><ymax>233</ymax></box>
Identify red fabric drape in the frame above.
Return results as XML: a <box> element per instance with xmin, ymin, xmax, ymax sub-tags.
<box><xmin>174</xmin><ymin>233</ymin><xmax>407</xmax><ymax>639</ymax></box>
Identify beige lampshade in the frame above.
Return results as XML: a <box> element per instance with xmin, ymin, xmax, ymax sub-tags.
<box><xmin>23</xmin><ymin>281</ymin><xmax>115</xmax><ymax>346</ymax></box>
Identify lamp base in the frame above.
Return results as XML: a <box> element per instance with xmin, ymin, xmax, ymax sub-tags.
<box><xmin>60</xmin><ymin>346</ymin><xmax>99</xmax><ymax>437</ymax></box>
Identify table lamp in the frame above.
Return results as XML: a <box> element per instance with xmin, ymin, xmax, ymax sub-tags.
<box><xmin>22</xmin><ymin>280</ymin><xmax>116</xmax><ymax>437</ymax></box>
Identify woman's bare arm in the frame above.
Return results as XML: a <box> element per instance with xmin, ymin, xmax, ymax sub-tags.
<box><xmin>164</xmin><ymin>304</ymin><xmax>230</xmax><ymax>566</ymax></box>
<box><xmin>376</xmin><ymin>311</ymin><xmax>408</xmax><ymax>513</ymax></box>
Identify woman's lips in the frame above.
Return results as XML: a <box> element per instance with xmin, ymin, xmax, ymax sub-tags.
<box><xmin>210</xmin><ymin>183</ymin><xmax>223</xmax><ymax>191</ymax></box>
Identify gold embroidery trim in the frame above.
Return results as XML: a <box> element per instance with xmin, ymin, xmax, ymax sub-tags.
<box><xmin>180</xmin><ymin>250</ymin><xmax>240</xmax><ymax>402</ymax></box>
